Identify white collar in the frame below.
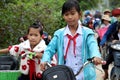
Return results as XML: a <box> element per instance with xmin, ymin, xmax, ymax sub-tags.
<box><xmin>64</xmin><ymin>21</ymin><xmax>82</xmax><ymax>36</ymax></box>
<box><xmin>20</xmin><ymin>39</ymin><xmax>46</xmax><ymax>52</ymax></box>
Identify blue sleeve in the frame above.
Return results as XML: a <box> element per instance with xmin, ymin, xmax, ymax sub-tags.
<box><xmin>87</xmin><ymin>34</ymin><xmax>101</xmax><ymax>58</ymax></box>
<box><xmin>41</xmin><ymin>35</ymin><xmax>58</xmax><ymax>63</ymax></box>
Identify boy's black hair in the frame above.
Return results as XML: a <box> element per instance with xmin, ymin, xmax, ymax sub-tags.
<box><xmin>27</xmin><ymin>22</ymin><xmax>43</xmax><ymax>36</ymax></box>
<box><xmin>62</xmin><ymin>0</ymin><xmax>81</xmax><ymax>15</ymax></box>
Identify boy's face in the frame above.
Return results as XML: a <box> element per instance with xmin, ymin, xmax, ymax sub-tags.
<box><xmin>63</xmin><ymin>7</ymin><xmax>81</xmax><ymax>27</ymax></box>
<box><xmin>27</xmin><ymin>28</ymin><xmax>42</xmax><ymax>48</ymax></box>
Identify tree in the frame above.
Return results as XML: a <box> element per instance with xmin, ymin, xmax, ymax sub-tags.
<box><xmin>0</xmin><ymin>0</ymin><xmax>101</xmax><ymax>48</ymax></box>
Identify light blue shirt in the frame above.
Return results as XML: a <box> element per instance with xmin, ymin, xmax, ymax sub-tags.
<box><xmin>63</xmin><ymin>24</ymin><xmax>84</xmax><ymax>80</ymax></box>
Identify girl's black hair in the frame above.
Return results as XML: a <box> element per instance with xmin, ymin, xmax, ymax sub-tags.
<box><xmin>62</xmin><ymin>0</ymin><xmax>81</xmax><ymax>15</ymax></box>
<box><xmin>27</xmin><ymin>21</ymin><xmax>43</xmax><ymax>36</ymax></box>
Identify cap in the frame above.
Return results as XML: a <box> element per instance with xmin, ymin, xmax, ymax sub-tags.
<box><xmin>112</xmin><ymin>8</ymin><xmax>120</xmax><ymax>17</ymax></box>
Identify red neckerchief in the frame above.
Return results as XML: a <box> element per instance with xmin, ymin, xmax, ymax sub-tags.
<box><xmin>29</xmin><ymin>59</ymin><xmax>36</xmax><ymax>80</ymax></box>
<box><xmin>64</xmin><ymin>33</ymin><xmax>79</xmax><ymax>59</ymax></box>
<box><xmin>29</xmin><ymin>50</ymin><xmax>44</xmax><ymax>80</ymax></box>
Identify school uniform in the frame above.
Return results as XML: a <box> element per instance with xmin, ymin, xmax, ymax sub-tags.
<box><xmin>42</xmin><ymin>22</ymin><xmax>101</xmax><ymax>80</ymax></box>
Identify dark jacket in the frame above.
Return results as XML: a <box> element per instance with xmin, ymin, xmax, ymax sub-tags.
<box><xmin>100</xmin><ymin>21</ymin><xmax>119</xmax><ymax>46</ymax></box>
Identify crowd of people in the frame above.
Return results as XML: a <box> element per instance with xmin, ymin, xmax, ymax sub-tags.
<box><xmin>82</xmin><ymin>7</ymin><xmax>120</xmax><ymax>80</ymax></box>
<box><xmin>0</xmin><ymin>0</ymin><xmax>120</xmax><ymax>80</ymax></box>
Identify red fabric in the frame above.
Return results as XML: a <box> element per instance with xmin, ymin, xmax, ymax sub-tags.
<box><xmin>14</xmin><ymin>46</ymin><xmax>19</xmax><ymax>52</ymax></box>
<box><xmin>20</xmin><ymin>51</ymin><xmax>26</xmax><ymax>59</ymax></box>
<box><xmin>22</xmin><ymin>65</ymin><xmax>27</xmax><ymax>70</ymax></box>
<box><xmin>64</xmin><ymin>33</ymin><xmax>79</xmax><ymax>59</ymax></box>
<box><xmin>36</xmin><ymin>72</ymin><xmax>42</xmax><ymax>78</ymax></box>
<box><xmin>29</xmin><ymin>60</ymin><xmax>36</xmax><ymax>80</ymax></box>
<box><xmin>8</xmin><ymin>46</ymin><xmax>12</xmax><ymax>50</ymax></box>
<box><xmin>112</xmin><ymin>8</ymin><xmax>120</xmax><ymax>17</ymax></box>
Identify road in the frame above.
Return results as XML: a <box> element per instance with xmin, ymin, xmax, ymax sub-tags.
<box><xmin>96</xmin><ymin>64</ymin><xmax>113</xmax><ymax>80</ymax></box>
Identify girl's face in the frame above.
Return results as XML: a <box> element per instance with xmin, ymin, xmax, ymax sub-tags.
<box><xmin>63</xmin><ymin>7</ymin><xmax>81</xmax><ymax>27</ymax></box>
<box><xmin>27</xmin><ymin>28</ymin><xmax>42</xmax><ymax>48</ymax></box>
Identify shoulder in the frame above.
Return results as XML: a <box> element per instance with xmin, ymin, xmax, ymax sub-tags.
<box><xmin>35</xmin><ymin>39</ymin><xmax>47</xmax><ymax>50</ymax></box>
<box><xmin>54</xmin><ymin>27</ymin><xmax>65</xmax><ymax>36</ymax></box>
<box><xmin>39</xmin><ymin>39</ymin><xmax>46</xmax><ymax>46</ymax></box>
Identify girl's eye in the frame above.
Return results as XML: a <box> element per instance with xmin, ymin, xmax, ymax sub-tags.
<box><xmin>30</xmin><ymin>34</ymin><xmax>32</xmax><ymax>36</ymax></box>
<box><xmin>35</xmin><ymin>34</ymin><xmax>38</xmax><ymax>37</ymax></box>
<box><xmin>64</xmin><ymin>13</ymin><xmax>69</xmax><ymax>16</ymax></box>
<box><xmin>71</xmin><ymin>12</ymin><xmax>75</xmax><ymax>15</ymax></box>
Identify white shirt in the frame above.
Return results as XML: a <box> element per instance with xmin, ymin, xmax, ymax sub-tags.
<box><xmin>63</xmin><ymin>23</ymin><xmax>84</xmax><ymax>80</ymax></box>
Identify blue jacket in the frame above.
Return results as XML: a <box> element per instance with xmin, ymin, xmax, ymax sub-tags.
<box><xmin>42</xmin><ymin>26</ymin><xmax>101</xmax><ymax>80</ymax></box>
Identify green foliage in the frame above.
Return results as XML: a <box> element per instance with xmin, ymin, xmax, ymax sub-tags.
<box><xmin>0</xmin><ymin>0</ymin><xmax>102</xmax><ymax>48</ymax></box>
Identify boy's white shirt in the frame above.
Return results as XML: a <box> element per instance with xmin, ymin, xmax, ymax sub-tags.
<box><xmin>9</xmin><ymin>39</ymin><xmax>57</xmax><ymax>75</ymax></box>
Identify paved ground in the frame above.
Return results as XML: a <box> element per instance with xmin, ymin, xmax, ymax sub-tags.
<box><xmin>96</xmin><ymin>64</ymin><xmax>113</xmax><ymax>80</ymax></box>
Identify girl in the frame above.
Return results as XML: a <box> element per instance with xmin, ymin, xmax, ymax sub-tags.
<box><xmin>41</xmin><ymin>0</ymin><xmax>105</xmax><ymax>80</ymax></box>
<box><xmin>0</xmin><ymin>22</ymin><xmax>57</xmax><ymax>80</ymax></box>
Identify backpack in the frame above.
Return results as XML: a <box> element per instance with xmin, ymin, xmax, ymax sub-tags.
<box><xmin>42</xmin><ymin>65</ymin><xmax>76</xmax><ymax>80</ymax></box>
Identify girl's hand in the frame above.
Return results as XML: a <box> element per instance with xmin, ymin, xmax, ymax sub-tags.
<box><xmin>93</xmin><ymin>57</ymin><xmax>106</xmax><ymax>65</ymax></box>
<box><xmin>40</xmin><ymin>62</ymin><xmax>47</xmax><ymax>71</ymax></box>
<box><xmin>35</xmin><ymin>52</ymin><xmax>43</xmax><ymax>59</ymax></box>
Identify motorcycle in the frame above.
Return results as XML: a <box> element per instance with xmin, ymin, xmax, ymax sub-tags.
<box><xmin>110</xmin><ymin>41</ymin><xmax>120</xmax><ymax>80</ymax></box>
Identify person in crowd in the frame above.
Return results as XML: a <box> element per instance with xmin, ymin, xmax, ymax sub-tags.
<box><xmin>42</xmin><ymin>31</ymin><xmax>51</xmax><ymax>45</ymax></box>
<box><xmin>0</xmin><ymin>22</ymin><xmax>57</xmax><ymax>80</ymax></box>
<box><xmin>103</xmin><ymin>9</ymin><xmax>111</xmax><ymax>16</ymax></box>
<box><xmin>18</xmin><ymin>35</ymin><xmax>28</xmax><ymax>42</ymax></box>
<box><xmin>93</xmin><ymin>10</ymin><xmax>102</xmax><ymax>30</ymax></box>
<box><xmin>40</xmin><ymin>0</ymin><xmax>105</xmax><ymax>80</ymax></box>
<box><xmin>82</xmin><ymin>10</ymin><xmax>94</xmax><ymax>29</ymax></box>
<box><xmin>104</xmin><ymin>9</ymin><xmax>117</xmax><ymax>24</ymax></box>
<box><xmin>94</xmin><ymin>10</ymin><xmax>102</xmax><ymax>20</ymax></box>
<box><xmin>96</xmin><ymin>15</ymin><xmax>111</xmax><ymax>48</ymax></box>
<box><xmin>97</xmin><ymin>15</ymin><xmax>111</xmax><ymax>40</ymax></box>
<box><xmin>100</xmin><ymin>8</ymin><xmax>120</xmax><ymax>80</ymax></box>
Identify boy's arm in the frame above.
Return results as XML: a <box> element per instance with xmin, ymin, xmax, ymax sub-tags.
<box><xmin>0</xmin><ymin>48</ymin><xmax>9</xmax><ymax>54</ymax></box>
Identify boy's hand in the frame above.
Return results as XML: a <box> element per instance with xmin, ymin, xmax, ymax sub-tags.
<box><xmin>93</xmin><ymin>57</ymin><xmax>106</xmax><ymax>65</ymax></box>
